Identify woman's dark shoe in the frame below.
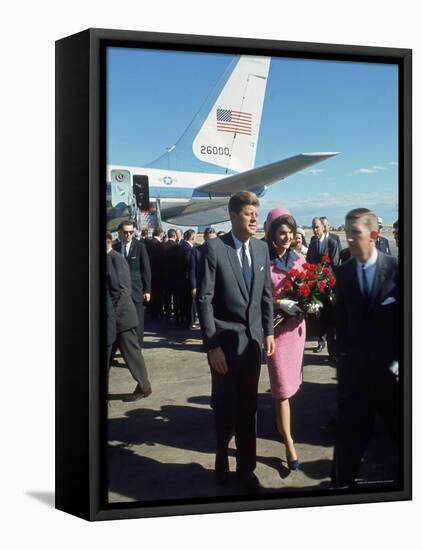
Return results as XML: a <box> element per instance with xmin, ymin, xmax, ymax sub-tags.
<box><xmin>286</xmin><ymin>446</ymin><xmax>300</xmax><ymax>471</ymax></box>
<box><xmin>287</xmin><ymin>458</ymin><xmax>301</xmax><ymax>471</ymax></box>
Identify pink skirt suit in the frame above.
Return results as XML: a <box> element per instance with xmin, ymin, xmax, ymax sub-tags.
<box><xmin>266</xmin><ymin>250</ymin><xmax>306</xmax><ymax>399</ymax></box>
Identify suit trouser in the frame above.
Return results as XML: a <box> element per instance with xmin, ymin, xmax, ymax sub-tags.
<box><xmin>210</xmin><ymin>342</ymin><xmax>261</xmax><ymax>475</ymax></box>
<box><xmin>332</xmin><ymin>362</ymin><xmax>399</xmax><ymax>487</ymax></box>
<box><xmin>318</xmin><ymin>300</ymin><xmax>336</xmax><ymax>356</ymax></box>
<box><xmin>134</xmin><ymin>302</ymin><xmax>145</xmax><ymax>347</ymax></box>
<box><xmin>116</xmin><ymin>328</ymin><xmax>150</xmax><ymax>391</ymax></box>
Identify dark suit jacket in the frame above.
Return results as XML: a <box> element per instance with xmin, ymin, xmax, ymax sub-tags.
<box><xmin>306</xmin><ymin>235</ymin><xmax>340</xmax><ymax>269</ymax></box>
<box><xmin>197</xmin><ymin>232</ymin><xmax>274</xmax><ymax>357</ymax></box>
<box><xmin>179</xmin><ymin>239</ymin><xmax>195</xmax><ymax>282</ymax></box>
<box><xmin>113</xmin><ymin>239</ymin><xmax>151</xmax><ymax>304</ymax></box>
<box><xmin>376</xmin><ymin>235</ymin><xmax>391</xmax><ymax>255</ymax></box>
<box><xmin>106</xmin><ymin>252</ymin><xmax>119</xmax><ymax>346</ymax></box>
<box><xmin>336</xmin><ymin>251</ymin><xmax>398</xmax><ymax>381</ymax></box>
<box><xmin>190</xmin><ymin>244</ymin><xmax>203</xmax><ymax>290</ymax></box>
<box><xmin>109</xmin><ymin>249</ymin><xmax>139</xmax><ymax>332</ymax></box>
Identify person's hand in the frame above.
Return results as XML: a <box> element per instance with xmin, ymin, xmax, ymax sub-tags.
<box><xmin>276</xmin><ymin>299</ymin><xmax>302</xmax><ymax>316</ymax></box>
<box><xmin>208</xmin><ymin>346</ymin><xmax>228</xmax><ymax>374</ymax></box>
<box><xmin>143</xmin><ymin>293</ymin><xmax>151</xmax><ymax>303</ymax></box>
<box><xmin>264</xmin><ymin>335</ymin><xmax>275</xmax><ymax>357</ymax></box>
<box><xmin>191</xmin><ymin>288</ymin><xmax>197</xmax><ymax>298</ymax></box>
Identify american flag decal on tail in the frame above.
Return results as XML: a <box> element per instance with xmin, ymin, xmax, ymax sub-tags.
<box><xmin>216</xmin><ymin>109</ymin><xmax>252</xmax><ymax>136</ymax></box>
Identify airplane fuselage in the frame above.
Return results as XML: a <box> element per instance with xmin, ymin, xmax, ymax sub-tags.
<box><xmin>107</xmin><ymin>164</ymin><xmax>232</xmax><ymax>201</ymax></box>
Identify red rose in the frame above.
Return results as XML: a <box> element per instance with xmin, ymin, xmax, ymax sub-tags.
<box><xmin>283</xmin><ymin>279</ymin><xmax>293</xmax><ymax>292</ymax></box>
<box><xmin>289</xmin><ymin>269</ymin><xmax>299</xmax><ymax>278</ymax></box>
<box><xmin>298</xmin><ymin>284</ymin><xmax>311</xmax><ymax>298</ymax></box>
<box><xmin>321</xmin><ymin>256</ymin><xmax>331</xmax><ymax>264</ymax></box>
<box><xmin>318</xmin><ymin>281</ymin><xmax>327</xmax><ymax>293</ymax></box>
<box><xmin>308</xmin><ymin>280</ymin><xmax>315</xmax><ymax>288</ymax></box>
<box><xmin>322</xmin><ymin>267</ymin><xmax>330</xmax><ymax>275</ymax></box>
<box><xmin>328</xmin><ymin>276</ymin><xmax>336</xmax><ymax>287</ymax></box>
<box><xmin>308</xmin><ymin>263</ymin><xmax>318</xmax><ymax>271</ymax></box>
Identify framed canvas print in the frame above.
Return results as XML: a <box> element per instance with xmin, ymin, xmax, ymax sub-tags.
<box><xmin>55</xmin><ymin>28</ymin><xmax>412</xmax><ymax>521</ymax></box>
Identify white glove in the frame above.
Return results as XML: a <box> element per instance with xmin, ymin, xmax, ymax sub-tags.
<box><xmin>275</xmin><ymin>299</ymin><xmax>302</xmax><ymax>316</ymax></box>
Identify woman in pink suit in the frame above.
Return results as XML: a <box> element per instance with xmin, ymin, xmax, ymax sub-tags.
<box><xmin>265</xmin><ymin>208</ymin><xmax>306</xmax><ymax>470</ymax></box>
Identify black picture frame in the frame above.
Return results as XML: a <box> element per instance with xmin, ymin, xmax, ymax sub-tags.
<box><xmin>55</xmin><ymin>28</ymin><xmax>412</xmax><ymax>521</ymax></box>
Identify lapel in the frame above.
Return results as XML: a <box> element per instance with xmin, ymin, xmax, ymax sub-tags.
<box><xmin>370</xmin><ymin>253</ymin><xmax>388</xmax><ymax>308</ymax></box>
<box><xmin>128</xmin><ymin>239</ymin><xmax>136</xmax><ymax>260</ymax></box>
<box><xmin>223</xmin><ymin>232</ymin><xmax>249</xmax><ymax>302</ymax></box>
<box><xmin>249</xmin><ymin>238</ymin><xmax>260</xmax><ymax>298</ymax></box>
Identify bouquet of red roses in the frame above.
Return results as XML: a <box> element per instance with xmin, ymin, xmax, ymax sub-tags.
<box><xmin>280</xmin><ymin>255</ymin><xmax>336</xmax><ymax>316</ymax></box>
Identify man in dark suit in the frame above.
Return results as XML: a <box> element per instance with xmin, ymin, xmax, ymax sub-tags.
<box><xmin>197</xmin><ymin>191</ymin><xmax>275</xmax><ymax>491</ymax></box>
<box><xmin>307</xmin><ymin>217</ymin><xmax>340</xmax><ymax>267</ymax></box>
<box><xmin>113</xmin><ymin>220</ymin><xmax>151</xmax><ymax>346</ymax></box>
<box><xmin>107</xmin><ymin>233</ymin><xmax>152</xmax><ymax>401</ymax></box>
<box><xmin>144</xmin><ymin>227</ymin><xmax>165</xmax><ymax>319</ymax></box>
<box><xmin>307</xmin><ymin>217</ymin><xmax>340</xmax><ymax>358</ymax></box>
<box><xmin>332</xmin><ymin>208</ymin><xmax>399</xmax><ymax>488</ymax></box>
<box><xmin>106</xmin><ymin>250</ymin><xmax>119</xmax><ymax>367</ymax></box>
<box><xmin>179</xmin><ymin>229</ymin><xmax>197</xmax><ymax>329</ymax></box>
<box><xmin>162</xmin><ymin>228</ymin><xmax>179</xmax><ymax>319</ymax></box>
<box><xmin>375</xmin><ymin>217</ymin><xmax>391</xmax><ymax>255</ymax></box>
<box><xmin>191</xmin><ymin>227</ymin><xmax>217</xmax><ymax>300</ymax></box>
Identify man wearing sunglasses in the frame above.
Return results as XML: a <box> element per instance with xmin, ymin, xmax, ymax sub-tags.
<box><xmin>114</xmin><ymin>220</ymin><xmax>152</xmax><ymax>349</ymax></box>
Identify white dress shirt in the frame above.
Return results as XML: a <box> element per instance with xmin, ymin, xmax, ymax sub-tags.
<box><xmin>231</xmin><ymin>232</ymin><xmax>252</xmax><ymax>270</ymax></box>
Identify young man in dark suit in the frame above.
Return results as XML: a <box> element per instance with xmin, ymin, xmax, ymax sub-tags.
<box><xmin>197</xmin><ymin>191</ymin><xmax>275</xmax><ymax>491</ymax></box>
<box><xmin>107</xmin><ymin>233</ymin><xmax>152</xmax><ymax>401</ymax></box>
<box><xmin>332</xmin><ymin>208</ymin><xmax>399</xmax><ymax>488</ymax></box>
<box><xmin>113</xmin><ymin>220</ymin><xmax>151</xmax><ymax>346</ymax></box>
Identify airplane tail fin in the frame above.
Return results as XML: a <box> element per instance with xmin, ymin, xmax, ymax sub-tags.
<box><xmin>147</xmin><ymin>55</ymin><xmax>270</xmax><ymax>174</ymax></box>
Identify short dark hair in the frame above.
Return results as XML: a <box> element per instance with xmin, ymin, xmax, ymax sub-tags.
<box><xmin>345</xmin><ymin>208</ymin><xmax>378</xmax><ymax>231</ymax></box>
<box><xmin>393</xmin><ymin>219</ymin><xmax>399</xmax><ymax>229</ymax></box>
<box><xmin>141</xmin><ymin>228</ymin><xmax>149</xmax><ymax>237</ymax></box>
<box><xmin>204</xmin><ymin>227</ymin><xmax>216</xmax><ymax>236</ymax></box>
<box><xmin>167</xmin><ymin>228</ymin><xmax>176</xmax><ymax>239</ymax></box>
<box><xmin>153</xmin><ymin>227</ymin><xmax>164</xmax><ymax>237</ymax></box>
<box><xmin>228</xmin><ymin>191</ymin><xmax>259</xmax><ymax>214</ymax></box>
<box><xmin>118</xmin><ymin>220</ymin><xmax>136</xmax><ymax>231</ymax></box>
<box><xmin>184</xmin><ymin>229</ymin><xmax>196</xmax><ymax>241</ymax></box>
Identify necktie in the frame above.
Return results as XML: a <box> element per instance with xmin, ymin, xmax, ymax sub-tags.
<box><xmin>361</xmin><ymin>264</ymin><xmax>369</xmax><ymax>301</ymax></box>
<box><xmin>241</xmin><ymin>243</ymin><xmax>252</xmax><ymax>293</ymax></box>
<box><xmin>124</xmin><ymin>244</ymin><xmax>128</xmax><ymax>260</ymax></box>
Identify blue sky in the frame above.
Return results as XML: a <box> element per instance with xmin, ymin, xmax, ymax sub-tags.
<box><xmin>107</xmin><ymin>48</ymin><xmax>399</xmax><ymax>227</ymax></box>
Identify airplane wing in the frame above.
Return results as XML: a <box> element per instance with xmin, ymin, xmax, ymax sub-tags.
<box><xmin>160</xmin><ymin>198</ymin><xmax>230</xmax><ymax>226</ymax></box>
<box><xmin>197</xmin><ymin>152</ymin><xmax>339</xmax><ymax>195</ymax></box>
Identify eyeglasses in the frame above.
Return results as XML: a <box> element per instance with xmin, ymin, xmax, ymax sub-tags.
<box><xmin>122</xmin><ymin>230</ymin><xmax>134</xmax><ymax>235</ymax></box>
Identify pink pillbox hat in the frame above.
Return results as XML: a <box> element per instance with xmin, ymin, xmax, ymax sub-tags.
<box><xmin>264</xmin><ymin>207</ymin><xmax>292</xmax><ymax>235</ymax></box>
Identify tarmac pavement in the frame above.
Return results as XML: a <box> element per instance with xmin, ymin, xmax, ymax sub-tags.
<box><xmin>107</xmin><ymin>316</ymin><xmax>399</xmax><ymax>504</ymax></box>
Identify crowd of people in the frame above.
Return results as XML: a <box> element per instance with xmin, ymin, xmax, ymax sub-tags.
<box><xmin>106</xmin><ymin>190</ymin><xmax>400</xmax><ymax>492</ymax></box>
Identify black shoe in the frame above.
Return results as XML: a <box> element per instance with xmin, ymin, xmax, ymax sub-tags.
<box><xmin>123</xmin><ymin>384</ymin><xmax>152</xmax><ymax>402</ymax></box>
<box><xmin>313</xmin><ymin>340</ymin><xmax>326</xmax><ymax>353</ymax></box>
<box><xmin>215</xmin><ymin>453</ymin><xmax>229</xmax><ymax>484</ymax></box>
<box><xmin>237</xmin><ymin>471</ymin><xmax>262</xmax><ymax>493</ymax></box>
